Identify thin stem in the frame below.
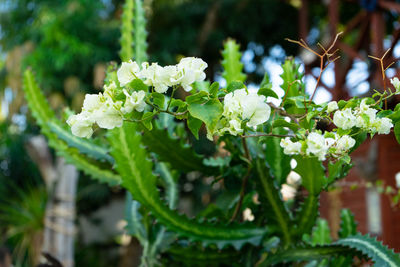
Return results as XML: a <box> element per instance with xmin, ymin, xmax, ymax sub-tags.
<box><xmin>145</xmin><ymin>99</ymin><xmax>188</xmax><ymax>116</ymax></box>
<box><xmin>166</xmin><ymin>86</ymin><xmax>177</xmax><ymax>111</ymax></box>
<box><xmin>287</xmin><ymin>32</ymin><xmax>342</xmax><ymax>103</ymax></box>
<box><xmin>243</xmin><ymin>133</ymin><xmax>294</xmax><ymax>138</ymax></box>
<box><xmin>268</xmin><ymin>102</ymin><xmax>300</xmax><ymax>125</ymax></box>
<box><xmin>368</xmin><ymin>48</ymin><xmax>393</xmax><ymax>110</ymax></box>
<box><xmin>229</xmin><ymin>137</ymin><xmax>252</xmax><ymax>223</ymax></box>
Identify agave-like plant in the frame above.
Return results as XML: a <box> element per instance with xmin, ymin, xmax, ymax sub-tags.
<box><xmin>0</xmin><ymin>185</ymin><xmax>47</xmax><ymax>266</ymax></box>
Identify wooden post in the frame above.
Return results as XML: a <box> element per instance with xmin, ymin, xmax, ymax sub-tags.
<box><xmin>27</xmin><ymin>136</ymin><xmax>78</xmax><ymax>267</ymax></box>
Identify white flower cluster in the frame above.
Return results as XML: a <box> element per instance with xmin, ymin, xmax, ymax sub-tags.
<box><xmin>333</xmin><ymin>99</ymin><xmax>393</xmax><ymax>134</ymax></box>
<box><xmin>219</xmin><ymin>89</ymin><xmax>271</xmax><ymax>135</ymax></box>
<box><xmin>390</xmin><ymin>77</ymin><xmax>400</xmax><ymax>95</ymax></box>
<box><xmin>67</xmin><ymin>57</ymin><xmax>208</xmax><ymax>138</ymax></box>
<box><xmin>280</xmin><ymin>132</ymin><xmax>356</xmax><ymax>161</ymax></box>
<box><xmin>67</xmin><ymin>81</ymin><xmax>146</xmax><ymax>138</ymax></box>
<box><xmin>117</xmin><ymin>57</ymin><xmax>207</xmax><ymax>93</ymax></box>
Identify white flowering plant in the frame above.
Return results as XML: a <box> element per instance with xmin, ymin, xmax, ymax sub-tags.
<box><xmin>22</xmin><ymin>0</ymin><xmax>400</xmax><ymax>265</ymax></box>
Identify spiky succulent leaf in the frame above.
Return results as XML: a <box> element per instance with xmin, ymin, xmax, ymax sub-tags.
<box><xmin>125</xmin><ymin>193</ymin><xmax>146</xmax><ymax>242</ymax></box>
<box><xmin>335</xmin><ymin>234</ymin><xmax>400</xmax><ymax>267</ymax></box>
<box><xmin>255</xmin><ymin>160</ymin><xmax>293</xmax><ymax>246</ymax></box>
<box><xmin>310</xmin><ymin>219</ymin><xmax>332</xmax><ymax>245</ymax></box>
<box><xmin>48</xmin><ymin>121</ymin><xmax>113</xmax><ymax>163</ymax></box>
<box><xmin>133</xmin><ymin>0</ymin><xmax>148</xmax><ymax>64</ymax></box>
<box><xmin>294</xmin><ymin>156</ymin><xmax>324</xmax><ymax>195</ymax></box>
<box><xmin>166</xmin><ymin>246</ymin><xmax>239</xmax><ymax>265</ymax></box>
<box><xmin>339</xmin><ymin>209</ymin><xmax>357</xmax><ymax>238</ymax></box>
<box><xmin>23</xmin><ymin>69</ymin><xmax>121</xmax><ymax>186</ymax></box>
<box><xmin>263</xmin><ymin>128</ymin><xmax>291</xmax><ymax>185</ymax></box>
<box><xmin>119</xmin><ymin>0</ymin><xmax>148</xmax><ymax>63</ymax></box>
<box><xmin>259</xmin><ymin>245</ymin><xmax>352</xmax><ymax>266</ymax></box>
<box><xmin>281</xmin><ymin>58</ymin><xmax>305</xmax><ymax>114</ymax></box>
<box><xmin>119</xmin><ymin>0</ymin><xmax>134</xmax><ymax>61</ymax></box>
<box><xmin>292</xmin><ymin>195</ymin><xmax>319</xmax><ymax>238</ymax></box>
<box><xmin>221</xmin><ymin>39</ymin><xmax>246</xmax><ymax>84</ymax></box>
<box><xmin>156</xmin><ymin>162</ymin><xmax>178</xmax><ymax>209</ymax></box>
<box><xmin>109</xmin><ymin>123</ymin><xmax>268</xmax><ymax>249</ymax></box>
<box><xmin>142</xmin><ymin>126</ymin><xmax>217</xmax><ymax>175</ymax></box>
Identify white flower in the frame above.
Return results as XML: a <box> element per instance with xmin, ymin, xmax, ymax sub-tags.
<box><xmin>333</xmin><ymin>108</ymin><xmax>356</xmax><ymax>130</ymax></box>
<box><xmin>241</xmin><ymin>94</ymin><xmax>270</xmax><ymax>127</ymax></box>
<box><xmin>67</xmin><ymin>112</ymin><xmax>94</xmax><ymax>138</ymax></box>
<box><xmin>306</xmin><ymin>132</ymin><xmax>329</xmax><ymax>160</ymax></box>
<box><xmin>395</xmin><ymin>172</ymin><xmax>400</xmax><ymax>188</ymax></box>
<box><xmin>117</xmin><ymin>60</ymin><xmax>141</xmax><ymax>86</ymax></box>
<box><xmin>391</xmin><ymin>77</ymin><xmax>400</xmax><ymax>94</ymax></box>
<box><xmin>281</xmin><ymin>184</ymin><xmax>297</xmax><ymax>201</ymax></box>
<box><xmin>373</xmin><ymin>117</ymin><xmax>393</xmax><ymax>134</ymax></box>
<box><xmin>287</xmin><ymin>171</ymin><xmax>301</xmax><ymax>186</ymax></box>
<box><xmin>359</xmin><ymin>98</ymin><xmax>369</xmax><ymax>112</ymax></box>
<box><xmin>355</xmin><ymin>108</ymin><xmax>376</xmax><ymax>129</ymax></box>
<box><xmin>222</xmin><ymin>91</ymin><xmax>242</xmax><ymax>117</ymax></box>
<box><xmin>280</xmin><ymin>137</ymin><xmax>302</xmax><ymax>155</ymax></box>
<box><xmin>141</xmin><ymin>63</ymin><xmax>170</xmax><ymax>93</ymax></box>
<box><xmin>177</xmin><ymin>57</ymin><xmax>208</xmax><ymax>92</ymax></box>
<box><xmin>94</xmin><ymin>102</ymin><xmax>123</xmax><ymax>129</ymax></box>
<box><xmin>336</xmin><ymin>135</ymin><xmax>356</xmax><ymax>152</ymax></box>
<box><xmin>223</xmin><ymin>89</ymin><xmax>271</xmax><ymax>129</ymax></box>
<box><xmin>327</xmin><ymin>101</ymin><xmax>339</xmax><ymax>113</ymax></box>
<box><xmin>122</xmin><ymin>89</ymin><xmax>146</xmax><ymax>113</ymax></box>
<box><xmin>104</xmin><ymin>81</ymin><xmax>117</xmax><ymax>95</ymax></box>
<box><xmin>161</xmin><ymin>65</ymin><xmax>180</xmax><ymax>87</ymax></box>
<box><xmin>82</xmin><ymin>94</ymin><xmax>103</xmax><ymax>112</ymax></box>
<box><xmin>224</xmin><ymin>119</ymin><xmax>243</xmax><ymax>136</ymax></box>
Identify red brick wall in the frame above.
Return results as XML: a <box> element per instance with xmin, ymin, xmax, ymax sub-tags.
<box><xmin>320</xmin><ymin>134</ymin><xmax>400</xmax><ymax>251</ymax></box>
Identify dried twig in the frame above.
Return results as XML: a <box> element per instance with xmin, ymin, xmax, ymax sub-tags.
<box><xmin>368</xmin><ymin>48</ymin><xmax>394</xmax><ymax>109</ymax></box>
<box><xmin>286</xmin><ymin>32</ymin><xmax>342</xmax><ymax>103</ymax></box>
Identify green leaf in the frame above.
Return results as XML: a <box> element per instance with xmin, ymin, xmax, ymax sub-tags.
<box><xmin>263</xmin><ymin>128</ymin><xmax>291</xmax><ymax>185</ymax></box>
<box><xmin>119</xmin><ymin>0</ymin><xmax>148</xmax><ymax>63</ymax></box>
<box><xmin>226</xmin><ymin>81</ymin><xmax>245</xmax><ymax>93</ymax></box>
<box><xmin>187</xmin><ymin>115</ymin><xmax>203</xmax><ymax>139</ymax></box>
<box><xmin>119</xmin><ymin>0</ymin><xmax>134</xmax><ymax>61</ymax></box>
<box><xmin>167</xmin><ymin>246</ymin><xmax>239</xmax><ymax>264</ymax></box>
<box><xmin>127</xmin><ymin>78</ymin><xmax>148</xmax><ymax>92</ymax></box>
<box><xmin>325</xmin><ymin>159</ymin><xmax>353</xmax><ymax>188</ymax></box>
<box><xmin>48</xmin><ymin>121</ymin><xmax>113</xmax><ymax>163</ymax></box>
<box><xmin>272</xmin><ymin>119</ymin><xmax>300</xmax><ymax>131</ymax></box>
<box><xmin>280</xmin><ymin>58</ymin><xmax>305</xmax><ymax>114</ymax></box>
<box><xmin>133</xmin><ymin>0</ymin><xmax>148</xmax><ymax>64</ymax></box>
<box><xmin>294</xmin><ymin>156</ymin><xmax>325</xmax><ymax>195</ymax></box>
<box><xmin>142</xmin><ymin>111</ymin><xmax>155</xmax><ymax>130</ymax></box>
<box><xmin>209</xmin><ymin>82</ymin><xmax>220</xmax><ymax>98</ymax></box>
<box><xmin>256</xmin><ymin>160</ymin><xmax>293</xmax><ymax>246</ymax></box>
<box><xmin>339</xmin><ymin>209</ymin><xmax>357</xmax><ymax>238</ymax></box>
<box><xmin>188</xmin><ymin>98</ymin><xmax>223</xmax><ymax>135</ymax></box>
<box><xmin>125</xmin><ymin>193</ymin><xmax>146</xmax><ymax>242</ymax></box>
<box><xmin>335</xmin><ymin>234</ymin><xmax>400</xmax><ymax>267</ymax></box>
<box><xmin>221</xmin><ymin>39</ymin><xmax>246</xmax><ymax>84</ymax></box>
<box><xmin>150</xmin><ymin>92</ymin><xmax>165</xmax><ymax>109</ymax></box>
<box><xmin>394</xmin><ymin>122</ymin><xmax>400</xmax><ymax>144</ymax></box>
<box><xmin>258</xmin><ymin>87</ymin><xmax>279</xmax><ymax>99</ymax></box>
<box><xmin>156</xmin><ymin>162</ymin><xmax>178</xmax><ymax>209</ymax></box>
<box><xmin>260</xmin><ymin>72</ymin><xmax>272</xmax><ymax>89</ymax></box>
<box><xmin>186</xmin><ymin>91</ymin><xmax>208</xmax><ymax>104</ymax></box>
<box><xmin>109</xmin><ymin>123</ymin><xmax>268</xmax><ymax>249</ymax></box>
<box><xmin>259</xmin><ymin>245</ymin><xmax>352</xmax><ymax>266</ymax></box>
<box><xmin>292</xmin><ymin>194</ymin><xmax>319</xmax><ymax>238</ymax></box>
<box><xmin>23</xmin><ymin>69</ymin><xmax>121</xmax><ymax>186</ymax></box>
<box><xmin>310</xmin><ymin>219</ymin><xmax>332</xmax><ymax>245</ymax></box>
<box><xmin>141</xmin><ymin>125</ymin><xmax>216</xmax><ymax>175</ymax></box>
